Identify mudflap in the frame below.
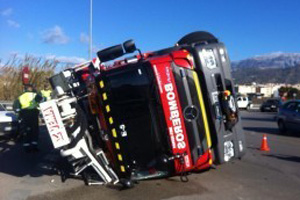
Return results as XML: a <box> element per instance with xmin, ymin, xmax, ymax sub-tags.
<box><xmin>190</xmin><ymin>42</ymin><xmax>246</xmax><ymax>164</ymax></box>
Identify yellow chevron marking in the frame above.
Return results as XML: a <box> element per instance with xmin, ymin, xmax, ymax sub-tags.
<box><xmin>99</xmin><ymin>81</ymin><xmax>104</xmax><ymax>88</ymax></box>
<box><xmin>117</xmin><ymin>154</ymin><xmax>123</xmax><ymax>161</ymax></box>
<box><xmin>102</xmin><ymin>93</ymin><xmax>107</xmax><ymax>100</ymax></box>
<box><xmin>115</xmin><ymin>142</ymin><xmax>120</xmax><ymax>150</ymax></box>
<box><xmin>192</xmin><ymin>71</ymin><xmax>212</xmax><ymax>148</ymax></box>
<box><xmin>106</xmin><ymin>105</ymin><xmax>110</xmax><ymax>113</ymax></box>
<box><xmin>109</xmin><ymin>117</ymin><xmax>113</xmax><ymax>124</ymax></box>
<box><xmin>112</xmin><ymin>128</ymin><xmax>117</xmax><ymax>138</ymax></box>
<box><xmin>120</xmin><ymin>165</ymin><xmax>125</xmax><ymax>172</ymax></box>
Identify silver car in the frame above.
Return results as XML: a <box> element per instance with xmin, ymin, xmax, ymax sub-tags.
<box><xmin>0</xmin><ymin>103</ymin><xmax>18</xmax><ymax>138</ymax></box>
<box><xmin>277</xmin><ymin>100</ymin><xmax>300</xmax><ymax>134</ymax></box>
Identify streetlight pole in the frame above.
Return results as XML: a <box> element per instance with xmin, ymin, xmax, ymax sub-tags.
<box><xmin>89</xmin><ymin>0</ymin><xmax>93</xmax><ymax>60</ymax></box>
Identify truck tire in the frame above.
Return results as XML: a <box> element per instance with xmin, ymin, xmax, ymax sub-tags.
<box><xmin>177</xmin><ymin>31</ymin><xmax>218</xmax><ymax>45</ymax></box>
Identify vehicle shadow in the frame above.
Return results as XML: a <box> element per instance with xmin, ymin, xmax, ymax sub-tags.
<box><xmin>244</xmin><ymin>127</ymin><xmax>300</xmax><ymax>138</ymax></box>
<box><xmin>241</xmin><ymin>117</ymin><xmax>276</xmax><ymax>122</ymax></box>
<box><xmin>243</xmin><ymin>127</ymin><xmax>279</xmax><ymax>135</ymax></box>
<box><xmin>264</xmin><ymin>154</ymin><xmax>300</xmax><ymax>163</ymax></box>
<box><xmin>0</xmin><ymin>126</ymin><xmax>59</xmax><ymax>178</ymax></box>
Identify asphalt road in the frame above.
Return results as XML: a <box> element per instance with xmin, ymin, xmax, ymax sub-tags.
<box><xmin>1</xmin><ymin>111</ymin><xmax>300</xmax><ymax>200</ymax></box>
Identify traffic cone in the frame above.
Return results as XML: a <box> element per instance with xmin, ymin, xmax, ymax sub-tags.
<box><xmin>260</xmin><ymin>134</ymin><xmax>270</xmax><ymax>151</ymax></box>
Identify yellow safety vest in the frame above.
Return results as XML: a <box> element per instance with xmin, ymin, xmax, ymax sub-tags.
<box><xmin>41</xmin><ymin>89</ymin><xmax>52</xmax><ymax>100</ymax></box>
<box><xmin>18</xmin><ymin>92</ymin><xmax>38</xmax><ymax>109</ymax></box>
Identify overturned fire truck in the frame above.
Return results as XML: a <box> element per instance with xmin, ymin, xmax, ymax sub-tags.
<box><xmin>40</xmin><ymin>31</ymin><xmax>246</xmax><ymax>188</ymax></box>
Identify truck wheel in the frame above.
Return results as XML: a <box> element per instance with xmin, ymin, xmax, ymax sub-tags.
<box><xmin>278</xmin><ymin>120</ymin><xmax>287</xmax><ymax>134</ymax></box>
<box><xmin>177</xmin><ymin>31</ymin><xmax>218</xmax><ymax>45</ymax></box>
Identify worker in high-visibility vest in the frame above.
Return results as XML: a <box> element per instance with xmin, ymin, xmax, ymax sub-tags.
<box><xmin>41</xmin><ymin>83</ymin><xmax>52</xmax><ymax>101</ymax></box>
<box><xmin>14</xmin><ymin>84</ymin><xmax>43</xmax><ymax>152</ymax></box>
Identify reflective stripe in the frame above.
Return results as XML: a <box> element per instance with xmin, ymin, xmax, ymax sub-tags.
<box><xmin>115</xmin><ymin>142</ymin><xmax>120</xmax><ymax>150</ymax></box>
<box><xmin>18</xmin><ymin>92</ymin><xmax>37</xmax><ymax>109</ymax></box>
<box><xmin>31</xmin><ymin>141</ymin><xmax>38</xmax><ymax>145</ymax></box>
<box><xmin>109</xmin><ymin>117</ymin><xmax>114</xmax><ymax>124</ymax></box>
<box><xmin>192</xmin><ymin>72</ymin><xmax>212</xmax><ymax>148</ymax></box>
<box><xmin>41</xmin><ymin>90</ymin><xmax>52</xmax><ymax>100</ymax></box>
<box><xmin>102</xmin><ymin>93</ymin><xmax>107</xmax><ymax>100</ymax></box>
<box><xmin>99</xmin><ymin>81</ymin><xmax>104</xmax><ymax>88</ymax></box>
<box><xmin>23</xmin><ymin>143</ymin><xmax>30</xmax><ymax>146</ymax></box>
<box><xmin>117</xmin><ymin>154</ymin><xmax>123</xmax><ymax>161</ymax></box>
<box><xmin>105</xmin><ymin>105</ymin><xmax>110</xmax><ymax>113</ymax></box>
<box><xmin>112</xmin><ymin>129</ymin><xmax>117</xmax><ymax>138</ymax></box>
<box><xmin>120</xmin><ymin>165</ymin><xmax>125</xmax><ymax>172</ymax></box>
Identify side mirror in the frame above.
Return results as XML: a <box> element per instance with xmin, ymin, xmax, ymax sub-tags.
<box><xmin>123</xmin><ymin>40</ymin><xmax>137</xmax><ymax>53</ymax></box>
<box><xmin>97</xmin><ymin>44</ymin><xmax>124</xmax><ymax>62</ymax></box>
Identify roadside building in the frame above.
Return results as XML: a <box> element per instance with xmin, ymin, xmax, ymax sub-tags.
<box><xmin>237</xmin><ymin>84</ymin><xmax>256</xmax><ymax>95</ymax></box>
<box><xmin>237</xmin><ymin>83</ymin><xmax>284</xmax><ymax>98</ymax></box>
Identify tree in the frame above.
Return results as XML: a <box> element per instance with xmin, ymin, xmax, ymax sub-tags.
<box><xmin>278</xmin><ymin>86</ymin><xmax>300</xmax><ymax>100</ymax></box>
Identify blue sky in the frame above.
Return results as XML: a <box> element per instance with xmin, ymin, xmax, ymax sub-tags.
<box><xmin>0</xmin><ymin>0</ymin><xmax>300</xmax><ymax>64</ymax></box>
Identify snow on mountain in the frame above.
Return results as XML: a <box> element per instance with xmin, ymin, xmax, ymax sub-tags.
<box><xmin>232</xmin><ymin>52</ymin><xmax>300</xmax><ymax>69</ymax></box>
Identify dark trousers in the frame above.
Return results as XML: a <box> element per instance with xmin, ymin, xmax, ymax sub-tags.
<box><xmin>19</xmin><ymin>109</ymin><xmax>39</xmax><ymax>146</ymax></box>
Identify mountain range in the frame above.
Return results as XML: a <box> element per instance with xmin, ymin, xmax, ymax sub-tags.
<box><xmin>231</xmin><ymin>52</ymin><xmax>300</xmax><ymax>84</ymax></box>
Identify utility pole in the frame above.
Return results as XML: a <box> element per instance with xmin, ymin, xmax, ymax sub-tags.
<box><xmin>89</xmin><ymin>0</ymin><xmax>93</xmax><ymax>60</ymax></box>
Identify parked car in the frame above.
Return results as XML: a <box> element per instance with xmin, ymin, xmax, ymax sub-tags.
<box><xmin>237</xmin><ymin>96</ymin><xmax>252</xmax><ymax>110</ymax></box>
<box><xmin>0</xmin><ymin>103</ymin><xmax>18</xmax><ymax>138</ymax></box>
<box><xmin>260</xmin><ymin>98</ymin><xmax>282</xmax><ymax>112</ymax></box>
<box><xmin>0</xmin><ymin>102</ymin><xmax>14</xmax><ymax>111</ymax></box>
<box><xmin>277</xmin><ymin>100</ymin><xmax>300</xmax><ymax>134</ymax></box>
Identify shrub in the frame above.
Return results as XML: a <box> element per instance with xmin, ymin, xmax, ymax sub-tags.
<box><xmin>0</xmin><ymin>55</ymin><xmax>58</xmax><ymax>101</ymax></box>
